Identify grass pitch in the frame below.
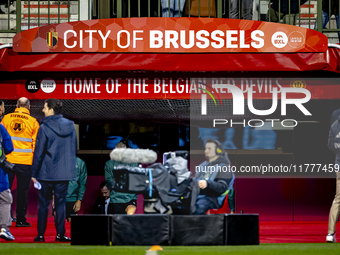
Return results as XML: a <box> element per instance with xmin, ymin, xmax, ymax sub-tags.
<box><xmin>0</xmin><ymin>243</ymin><xmax>339</xmax><ymax>255</ymax></box>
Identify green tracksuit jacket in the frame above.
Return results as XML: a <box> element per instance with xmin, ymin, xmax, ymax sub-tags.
<box><xmin>104</xmin><ymin>159</ymin><xmax>138</xmax><ymax>204</ymax></box>
<box><xmin>66</xmin><ymin>157</ymin><xmax>87</xmax><ymax>202</ymax></box>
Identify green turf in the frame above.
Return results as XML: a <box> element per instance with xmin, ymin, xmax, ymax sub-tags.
<box><xmin>0</xmin><ymin>243</ymin><xmax>339</xmax><ymax>255</ymax></box>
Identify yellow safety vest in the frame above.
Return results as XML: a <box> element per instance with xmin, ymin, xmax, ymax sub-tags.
<box><xmin>1</xmin><ymin>107</ymin><xmax>39</xmax><ymax>165</ymax></box>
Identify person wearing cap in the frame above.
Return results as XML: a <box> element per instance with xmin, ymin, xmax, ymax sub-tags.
<box><xmin>194</xmin><ymin>138</ymin><xmax>234</xmax><ymax>215</ymax></box>
<box><xmin>1</xmin><ymin>97</ymin><xmax>39</xmax><ymax>227</ymax></box>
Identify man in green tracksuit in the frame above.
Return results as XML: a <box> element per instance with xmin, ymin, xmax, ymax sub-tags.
<box><xmin>104</xmin><ymin>140</ymin><xmax>138</xmax><ymax>214</ymax></box>
<box><xmin>65</xmin><ymin>157</ymin><xmax>87</xmax><ymax>221</ymax></box>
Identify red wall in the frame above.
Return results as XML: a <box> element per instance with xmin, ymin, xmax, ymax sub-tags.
<box><xmin>235</xmin><ymin>178</ymin><xmax>334</xmax><ymax>221</ymax></box>
<box><xmin>12</xmin><ymin>176</ymin><xmax>335</xmax><ymax>221</ymax></box>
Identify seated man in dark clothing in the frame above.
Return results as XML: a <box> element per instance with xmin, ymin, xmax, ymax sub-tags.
<box><xmin>194</xmin><ymin>139</ymin><xmax>233</xmax><ymax>215</ymax></box>
<box><xmin>92</xmin><ymin>181</ymin><xmax>113</xmax><ymax>215</ymax></box>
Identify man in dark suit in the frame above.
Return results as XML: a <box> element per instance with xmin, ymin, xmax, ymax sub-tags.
<box><xmin>31</xmin><ymin>99</ymin><xmax>77</xmax><ymax>242</ymax></box>
<box><xmin>92</xmin><ymin>181</ymin><xmax>113</xmax><ymax>215</ymax></box>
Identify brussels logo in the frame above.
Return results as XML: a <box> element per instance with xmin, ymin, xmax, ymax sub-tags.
<box><xmin>47</xmin><ymin>28</ymin><xmax>58</xmax><ymax>49</ymax></box>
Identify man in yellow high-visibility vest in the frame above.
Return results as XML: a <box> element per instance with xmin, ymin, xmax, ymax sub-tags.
<box><xmin>1</xmin><ymin>97</ymin><xmax>39</xmax><ymax>227</ymax></box>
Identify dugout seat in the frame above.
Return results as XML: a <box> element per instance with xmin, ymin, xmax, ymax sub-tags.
<box><xmin>206</xmin><ymin>193</ymin><xmax>229</xmax><ymax>215</ymax></box>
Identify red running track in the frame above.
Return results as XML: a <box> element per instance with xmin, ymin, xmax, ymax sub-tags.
<box><xmin>0</xmin><ymin>218</ymin><xmax>338</xmax><ymax>244</ymax></box>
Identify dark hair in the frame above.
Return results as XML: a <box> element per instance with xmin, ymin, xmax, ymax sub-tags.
<box><xmin>45</xmin><ymin>98</ymin><xmax>62</xmax><ymax>115</ymax></box>
<box><xmin>206</xmin><ymin>138</ymin><xmax>224</xmax><ymax>155</ymax></box>
<box><xmin>0</xmin><ymin>99</ymin><xmax>3</xmax><ymax>105</ymax></box>
<box><xmin>99</xmin><ymin>180</ymin><xmax>111</xmax><ymax>190</ymax></box>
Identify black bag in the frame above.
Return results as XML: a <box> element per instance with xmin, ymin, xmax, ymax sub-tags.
<box><xmin>113</xmin><ymin>163</ymin><xmax>171</xmax><ymax>202</ymax></box>
<box><xmin>168</xmin><ymin>178</ymin><xmax>200</xmax><ymax>215</ymax></box>
<box><xmin>112</xmin><ymin>166</ymin><xmax>149</xmax><ymax>193</ymax></box>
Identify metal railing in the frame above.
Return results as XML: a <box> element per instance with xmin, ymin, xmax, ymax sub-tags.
<box><xmin>0</xmin><ymin>0</ymin><xmax>339</xmax><ymax>41</ymax></box>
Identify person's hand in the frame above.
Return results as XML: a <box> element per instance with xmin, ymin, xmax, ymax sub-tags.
<box><xmin>31</xmin><ymin>177</ymin><xmax>37</xmax><ymax>184</ymax></box>
<box><xmin>125</xmin><ymin>205</ymin><xmax>137</xmax><ymax>215</ymax></box>
<box><xmin>73</xmin><ymin>200</ymin><xmax>81</xmax><ymax>213</ymax></box>
<box><xmin>198</xmin><ymin>180</ymin><xmax>207</xmax><ymax>189</ymax></box>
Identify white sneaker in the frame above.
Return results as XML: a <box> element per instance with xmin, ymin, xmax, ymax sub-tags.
<box><xmin>326</xmin><ymin>234</ymin><xmax>336</xmax><ymax>243</ymax></box>
<box><xmin>0</xmin><ymin>228</ymin><xmax>15</xmax><ymax>241</ymax></box>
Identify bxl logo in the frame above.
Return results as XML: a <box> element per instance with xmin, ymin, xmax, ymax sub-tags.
<box><xmin>201</xmin><ymin>84</ymin><xmax>312</xmax><ymax>116</ymax></box>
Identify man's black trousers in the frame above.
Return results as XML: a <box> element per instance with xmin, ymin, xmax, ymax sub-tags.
<box><xmin>8</xmin><ymin>164</ymin><xmax>31</xmax><ymax>222</ymax></box>
<box><xmin>38</xmin><ymin>181</ymin><xmax>68</xmax><ymax>236</ymax></box>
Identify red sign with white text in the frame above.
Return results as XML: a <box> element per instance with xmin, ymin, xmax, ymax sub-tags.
<box><xmin>13</xmin><ymin>18</ymin><xmax>328</xmax><ymax>53</ymax></box>
<box><xmin>1</xmin><ymin>77</ymin><xmax>340</xmax><ymax>100</ymax></box>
